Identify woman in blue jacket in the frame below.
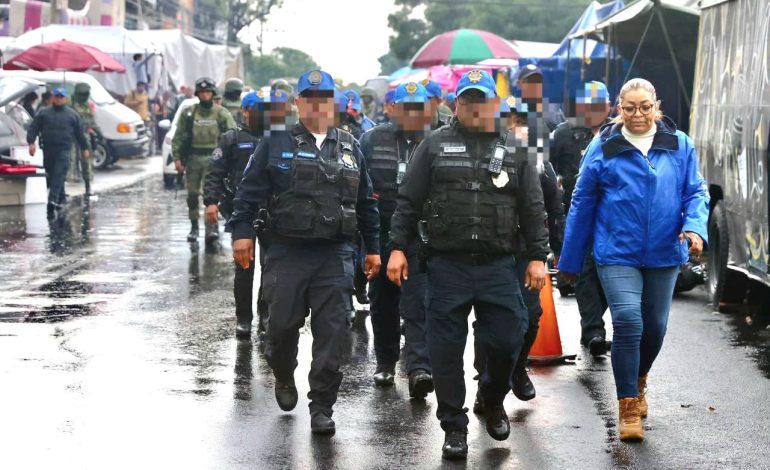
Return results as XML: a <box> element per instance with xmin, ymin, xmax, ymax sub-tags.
<box><xmin>559</xmin><ymin>78</ymin><xmax>709</xmax><ymax>441</ymax></box>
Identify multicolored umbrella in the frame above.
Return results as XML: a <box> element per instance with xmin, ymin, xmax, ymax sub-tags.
<box><xmin>410</xmin><ymin>29</ymin><xmax>520</xmax><ymax>68</ymax></box>
<box><xmin>4</xmin><ymin>39</ymin><xmax>126</xmax><ymax>73</ymax></box>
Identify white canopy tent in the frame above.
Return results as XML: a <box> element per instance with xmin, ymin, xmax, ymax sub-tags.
<box><xmin>3</xmin><ymin>25</ymin><xmax>164</xmax><ymax>97</ymax></box>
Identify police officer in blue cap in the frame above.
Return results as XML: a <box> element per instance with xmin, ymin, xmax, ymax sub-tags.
<box><xmin>552</xmin><ymin>81</ymin><xmax>612</xmax><ymax>355</ymax></box>
<box><xmin>359</xmin><ymin>82</ymin><xmax>435</xmax><ymax>397</ymax></box>
<box><xmin>388</xmin><ymin>69</ymin><xmax>548</xmax><ymax>459</ymax></box>
<box><xmin>27</xmin><ymin>87</ymin><xmax>90</xmax><ymax>218</ymax></box>
<box><xmin>422</xmin><ymin>79</ymin><xmax>453</xmax><ymax>126</ymax></box>
<box><xmin>228</xmin><ymin>70</ymin><xmax>381</xmax><ymax>435</ymax></box>
<box><xmin>340</xmin><ymin>89</ymin><xmax>376</xmax><ymax>140</ymax></box>
<box><xmin>204</xmin><ymin>90</ymin><xmax>286</xmax><ymax>339</ymax></box>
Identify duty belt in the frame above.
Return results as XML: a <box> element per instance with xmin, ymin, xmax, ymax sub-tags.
<box><xmin>432</xmin><ymin>252</ymin><xmax>510</xmax><ymax>265</ymax></box>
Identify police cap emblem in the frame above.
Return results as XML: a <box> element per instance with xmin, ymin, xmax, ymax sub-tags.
<box><xmin>406</xmin><ymin>83</ymin><xmax>418</xmax><ymax>94</ymax></box>
<box><xmin>421</xmin><ymin>79</ymin><xmax>430</xmax><ymax>86</ymax></box>
<box><xmin>257</xmin><ymin>89</ymin><xmax>264</xmax><ymax>98</ymax></box>
<box><xmin>468</xmin><ymin>70</ymin><xmax>483</xmax><ymax>83</ymax></box>
<box><xmin>308</xmin><ymin>70</ymin><xmax>323</xmax><ymax>85</ymax></box>
<box><xmin>506</xmin><ymin>96</ymin><xmax>516</xmax><ymax>108</ymax></box>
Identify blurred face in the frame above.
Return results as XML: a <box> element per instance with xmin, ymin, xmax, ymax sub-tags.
<box><xmin>455</xmin><ymin>90</ymin><xmax>499</xmax><ymax>132</ymax></box>
<box><xmin>137</xmin><ymin>83</ymin><xmax>146</xmax><ymax>94</ymax></box>
<box><xmin>52</xmin><ymin>95</ymin><xmax>68</xmax><ymax>106</ymax></box>
<box><xmin>390</xmin><ymin>102</ymin><xmax>433</xmax><ymax>132</ymax></box>
<box><xmin>575</xmin><ymin>102</ymin><xmax>611</xmax><ymax>128</ymax></box>
<box><xmin>618</xmin><ymin>89</ymin><xmax>657</xmax><ymax>134</ymax></box>
<box><xmin>265</xmin><ymin>102</ymin><xmax>293</xmax><ymax>127</ymax></box>
<box><xmin>295</xmin><ymin>92</ymin><xmax>336</xmax><ymax>133</ymax></box>
<box><xmin>518</xmin><ymin>76</ymin><xmax>543</xmax><ymax>101</ymax></box>
<box><xmin>198</xmin><ymin>90</ymin><xmax>213</xmax><ymax>103</ymax></box>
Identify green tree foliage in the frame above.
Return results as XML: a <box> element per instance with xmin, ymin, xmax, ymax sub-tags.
<box><xmin>245</xmin><ymin>47</ymin><xmax>320</xmax><ymax>87</ymax></box>
<box><xmin>381</xmin><ymin>0</ymin><xmax>596</xmax><ymax>74</ymax></box>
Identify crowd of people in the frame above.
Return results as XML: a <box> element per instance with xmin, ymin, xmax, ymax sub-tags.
<box><xmin>26</xmin><ymin>63</ymin><xmax>710</xmax><ymax>460</ymax></box>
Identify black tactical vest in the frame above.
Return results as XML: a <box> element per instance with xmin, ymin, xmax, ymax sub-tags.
<box><xmin>425</xmin><ymin>128</ymin><xmax>520</xmax><ymax>253</ymax></box>
<box><xmin>367</xmin><ymin>126</ymin><xmax>404</xmax><ymax>219</ymax></box>
<box><xmin>268</xmin><ymin>130</ymin><xmax>360</xmax><ymax>241</ymax></box>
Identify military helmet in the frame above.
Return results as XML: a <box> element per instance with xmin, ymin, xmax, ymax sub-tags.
<box><xmin>74</xmin><ymin>82</ymin><xmax>91</xmax><ymax>95</ymax></box>
<box><xmin>271</xmin><ymin>79</ymin><xmax>294</xmax><ymax>97</ymax></box>
<box><xmin>195</xmin><ymin>77</ymin><xmax>217</xmax><ymax>95</ymax></box>
<box><xmin>224</xmin><ymin>78</ymin><xmax>244</xmax><ymax>94</ymax></box>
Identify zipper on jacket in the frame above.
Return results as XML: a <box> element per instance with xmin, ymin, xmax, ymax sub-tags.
<box><xmin>642</xmin><ymin>152</ymin><xmax>654</xmax><ymax>266</ymax></box>
<box><xmin>472</xmin><ymin>138</ymin><xmax>481</xmax><ymax>240</ymax></box>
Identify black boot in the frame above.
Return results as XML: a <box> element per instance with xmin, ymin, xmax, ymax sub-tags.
<box><xmin>373</xmin><ymin>364</ymin><xmax>395</xmax><ymax>387</ymax></box>
<box><xmin>473</xmin><ymin>387</ymin><xmax>485</xmax><ymax>414</ymax></box>
<box><xmin>84</xmin><ymin>179</ymin><xmax>91</xmax><ymax>196</ymax></box>
<box><xmin>354</xmin><ymin>267</ymin><xmax>369</xmax><ymax>304</ymax></box>
<box><xmin>187</xmin><ymin>220</ymin><xmax>199</xmax><ymax>242</ymax></box>
<box><xmin>274</xmin><ymin>377</ymin><xmax>298</xmax><ymax>411</ymax></box>
<box><xmin>311</xmin><ymin>411</ymin><xmax>336</xmax><ymax>435</ymax></box>
<box><xmin>485</xmin><ymin>404</ymin><xmax>510</xmax><ymax>441</ymax></box>
<box><xmin>235</xmin><ymin>321</ymin><xmax>251</xmax><ymax>339</ymax></box>
<box><xmin>204</xmin><ymin>222</ymin><xmax>219</xmax><ymax>245</ymax></box>
<box><xmin>588</xmin><ymin>336</ymin><xmax>608</xmax><ymax>357</ymax></box>
<box><xmin>441</xmin><ymin>430</ymin><xmax>468</xmax><ymax>460</ymax></box>
<box><xmin>511</xmin><ymin>368</ymin><xmax>536</xmax><ymax>401</ymax></box>
<box><xmin>408</xmin><ymin>369</ymin><xmax>434</xmax><ymax>399</ymax></box>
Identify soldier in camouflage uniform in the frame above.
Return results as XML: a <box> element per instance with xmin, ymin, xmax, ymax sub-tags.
<box><xmin>172</xmin><ymin>77</ymin><xmax>237</xmax><ymax>243</ymax></box>
<box><xmin>70</xmin><ymin>82</ymin><xmax>100</xmax><ymax>196</ymax></box>
<box><xmin>222</xmin><ymin>78</ymin><xmax>244</xmax><ymax>123</ymax></box>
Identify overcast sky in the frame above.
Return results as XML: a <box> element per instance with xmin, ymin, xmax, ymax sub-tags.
<box><xmin>247</xmin><ymin>0</ymin><xmax>401</xmax><ymax>84</ymax></box>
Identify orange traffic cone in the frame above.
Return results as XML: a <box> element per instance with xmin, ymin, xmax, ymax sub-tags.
<box><xmin>528</xmin><ymin>273</ymin><xmax>576</xmax><ymax>365</ymax></box>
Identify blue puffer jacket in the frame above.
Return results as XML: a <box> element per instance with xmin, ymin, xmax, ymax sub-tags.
<box><xmin>558</xmin><ymin>117</ymin><xmax>709</xmax><ymax>273</ymax></box>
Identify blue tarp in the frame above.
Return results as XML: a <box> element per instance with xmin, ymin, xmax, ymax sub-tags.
<box><xmin>552</xmin><ymin>0</ymin><xmax>625</xmax><ymax>58</ymax></box>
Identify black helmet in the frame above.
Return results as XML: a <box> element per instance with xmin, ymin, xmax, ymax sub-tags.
<box><xmin>195</xmin><ymin>77</ymin><xmax>217</xmax><ymax>95</ymax></box>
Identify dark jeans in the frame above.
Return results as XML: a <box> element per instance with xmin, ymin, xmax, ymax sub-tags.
<box><xmin>43</xmin><ymin>148</ymin><xmax>70</xmax><ymax>206</ymax></box>
<box><xmin>233</xmin><ymin>237</ymin><xmax>256</xmax><ymax>326</ymax></box>
<box><xmin>473</xmin><ymin>258</ymin><xmax>541</xmax><ymax>378</ymax></box>
<box><xmin>427</xmin><ymin>255</ymin><xmax>527</xmax><ymax>432</ymax></box>
<box><xmin>401</xmin><ymin>244</ymin><xmax>430</xmax><ymax>373</ymax></box>
<box><xmin>575</xmin><ymin>251</ymin><xmax>608</xmax><ymax>344</ymax></box>
<box><xmin>597</xmin><ymin>265</ymin><xmax>679</xmax><ymax>398</ymax></box>
<box><xmin>261</xmin><ymin>242</ymin><xmax>354</xmax><ymax>415</ymax></box>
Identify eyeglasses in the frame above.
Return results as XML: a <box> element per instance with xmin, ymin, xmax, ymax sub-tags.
<box><xmin>620</xmin><ymin>103</ymin><xmax>655</xmax><ymax>115</ymax></box>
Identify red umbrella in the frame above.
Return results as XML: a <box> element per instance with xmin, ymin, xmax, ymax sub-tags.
<box><xmin>410</xmin><ymin>29</ymin><xmax>519</xmax><ymax>68</ymax></box>
<box><xmin>3</xmin><ymin>39</ymin><xmax>126</xmax><ymax>73</ymax></box>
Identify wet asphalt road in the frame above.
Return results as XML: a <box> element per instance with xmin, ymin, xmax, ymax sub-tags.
<box><xmin>1</xmin><ymin>178</ymin><xmax>769</xmax><ymax>469</ymax></box>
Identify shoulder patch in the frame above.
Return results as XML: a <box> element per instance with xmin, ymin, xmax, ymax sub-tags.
<box><xmin>212</xmin><ymin>148</ymin><xmax>223</xmax><ymax>160</ymax></box>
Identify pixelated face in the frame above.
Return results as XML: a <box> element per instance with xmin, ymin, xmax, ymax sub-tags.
<box><xmin>198</xmin><ymin>90</ymin><xmax>213</xmax><ymax>103</ymax></box>
<box><xmin>455</xmin><ymin>91</ymin><xmax>499</xmax><ymax>132</ymax></box>
<box><xmin>265</xmin><ymin>102</ymin><xmax>293</xmax><ymax>125</ymax></box>
<box><xmin>518</xmin><ymin>76</ymin><xmax>543</xmax><ymax>100</ymax></box>
<box><xmin>618</xmin><ymin>89</ymin><xmax>656</xmax><ymax>134</ymax></box>
<box><xmin>575</xmin><ymin>102</ymin><xmax>611</xmax><ymax>128</ymax></box>
<box><xmin>52</xmin><ymin>95</ymin><xmax>68</xmax><ymax>106</ymax></box>
<box><xmin>296</xmin><ymin>92</ymin><xmax>336</xmax><ymax>132</ymax></box>
<box><xmin>391</xmin><ymin>102</ymin><xmax>432</xmax><ymax>132</ymax></box>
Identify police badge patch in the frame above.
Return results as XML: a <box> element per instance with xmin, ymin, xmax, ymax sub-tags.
<box><xmin>309</xmin><ymin>70</ymin><xmax>323</xmax><ymax>85</ymax></box>
<box><xmin>406</xmin><ymin>82</ymin><xmax>418</xmax><ymax>94</ymax></box>
<box><xmin>341</xmin><ymin>152</ymin><xmax>357</xmax><ymax>169</ymax></box>
<box><xmin>468</xmin><ymin>70</ymin><xmax>483</xmax><ymax>83</ymax></box>
<box><xmin>212</xmin><ymin>148</ymin><xmax>223</xmax><ymax>160</ymax></box>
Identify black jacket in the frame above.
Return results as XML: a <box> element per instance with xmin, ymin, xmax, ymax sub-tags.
<box><xmin>27</xmin><ymin>105</ymin><xmax>88</xmax><ymax>150</ymax></box>
<box><xmin>226</xmin><ymin>122</ymin><xmax>380</xmax><ymax>252</ymax></box>
<box><xmin>203</xmin><ymin>124</ymin><xmax>260</xmax><ymax>211</ymax></box>
<box><xmin>389</xmin><ymin>120</ymin><xmax>549</xmax><ymax>261</ymax></box>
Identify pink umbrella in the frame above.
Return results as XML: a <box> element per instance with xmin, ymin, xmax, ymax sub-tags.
<box><xmin>410</xmin><ymin>29</ymin><xmax>520</xmax><ymax>68</ymax></box>
<box><xmin>4</xmin><ymin>39</ymin><xmax>126</xmax><ymax>73</ymax></box>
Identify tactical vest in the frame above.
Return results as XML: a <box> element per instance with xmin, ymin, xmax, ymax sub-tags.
<box><xmin>190</xmin><ymin>105</ymin><xmax>227</xmax><ymax>153</ymax></box>
<box><xmin>425</xmin><ymin>129</ymin><xmax>520</xmax><ymax>253</ymax></box>
<box><xmin>267</xmin><ymin>130</ymin><xmax>360</xmax><ymax>241</ymax></box>
<box><xmin>367</xmin><ymin>126</ymin><xmax>403</xmax><ymax>219</ymax></box>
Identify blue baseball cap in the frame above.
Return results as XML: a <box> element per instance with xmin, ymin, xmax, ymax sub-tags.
<box><xmin>446</xmin><ymin>92</ymin><xmax>456</xmax><ymax>104</ymax></box>
<box><xmin>344</xmin><ymin>89</ymin><xmax>362</xmax><ymax>111</ymax></box>
<box><xmin>393</xmin><ymin>82</ymin><xmax>428</xmax><ymax>104</ymax></box>
<box><xmin>384</xmin><ymin>88</ymin><xmax>396</xmax><ymax>104</ymax></box>
<box><xmin>242</xmin><ymin>89</ymin><xmax>291</xmax><ymax>109</ymax></box>
<box><xmin>335</xmin><ymin>90</ymin><xmax>349</xmax><ymax>113</ymax></box>
<box><xmin>420</xmin><ymin>79</ymin><xmax>443</xmax><ymax>99</ymax></box>
<box><xmin>455</xmin><ymin>69</ymin><xmax>496</xmax><ymax>98</ymax></box>
<box><xmin>576</xmin><ymin>81</ymin><xmax>610</xmax><ymax>104</ymax></box>
<box><xmin>297</xmin><ymin>69</ymin><xmax>335</xmax><ymax>95</ymax></box>
<box><xmin>52</xmin><ymin>87</ymin><xmax>68</xmax><ymax>97</ymax></box>
<box><xmin>517</xmin><ymin>64</ymin><xmax>543</xmax><ymax>81</ymax></box>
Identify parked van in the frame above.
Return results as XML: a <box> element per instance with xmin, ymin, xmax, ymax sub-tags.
<box><xmin>690</xmin><ymin>0</ymin><xmax>770</xmax><ymax>307</ymax></box>
<box><xmin>0</xmin><ymin>70</ymin><xmax>149</xmax><ymax>169</ymax></box>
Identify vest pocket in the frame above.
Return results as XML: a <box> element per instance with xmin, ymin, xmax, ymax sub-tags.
<box><xmin>341</xmin><ymin>168</ymin><xmax>359</xmax><ymax>203</ymax></box>
<box><xmin>273</xmin><ymin>199</ymin><xmax>314</xmax><ymax>233</ymax></box>
<box><xmin>496</xmin><ymin>205</ymin><xmax>515</xmax><ymax>236</ymax></box>
<box><xmin>292</xmin><ymin>160</ymin><xmax>317</xmax><ymax>196</ymax></box>
<box><xmin>340</xmin><ymin>206</ymin><xmax>357</xmax><ymax>236</ymax></box>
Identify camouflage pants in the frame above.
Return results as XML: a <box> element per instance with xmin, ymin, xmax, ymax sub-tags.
<box><xmin>185</xmin><ymin>153</ymin><xmax>212</xmax><ymax>221</ymax></box>
<box><xmin>67</xmin><ymin>148</ymin><xmax>92</xmax><ymax>183</ymax></box>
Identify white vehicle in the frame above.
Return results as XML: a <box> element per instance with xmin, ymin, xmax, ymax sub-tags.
<box><xmin>159</xmin><ymin>97</ymin><xmax>198</xmax><ymax>188</ymax></box>
<box><xmin>0</xmin><ymin>70</ymin><xmax>149</xmax><ymax>169</ymax></box>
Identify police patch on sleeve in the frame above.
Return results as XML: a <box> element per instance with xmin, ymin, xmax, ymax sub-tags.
<box><xmin>341</xmin><ymin>153</ymin><xmax>358</xmax><ymax>169</ymax></box>
<box><xmin>212</xmin><ymin>148</ymin><xmax>223</xmax><ymax>160</ymax></box>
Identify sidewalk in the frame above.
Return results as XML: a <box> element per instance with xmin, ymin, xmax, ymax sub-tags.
<box><xmin>68</xmin><ymin>155</ymin><xmax>162</xmax><ymax>198</ymax></box>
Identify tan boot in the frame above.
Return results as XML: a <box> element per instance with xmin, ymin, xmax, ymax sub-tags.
<box><xmin>638</xmin><ymin>375</ymin><xmax>648</xmax><ymax>418</ymax></box>
<box><xmin>618</xmin><ymin>397</ymin><xmax>644</xmax><ymax>441</ymax></box>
